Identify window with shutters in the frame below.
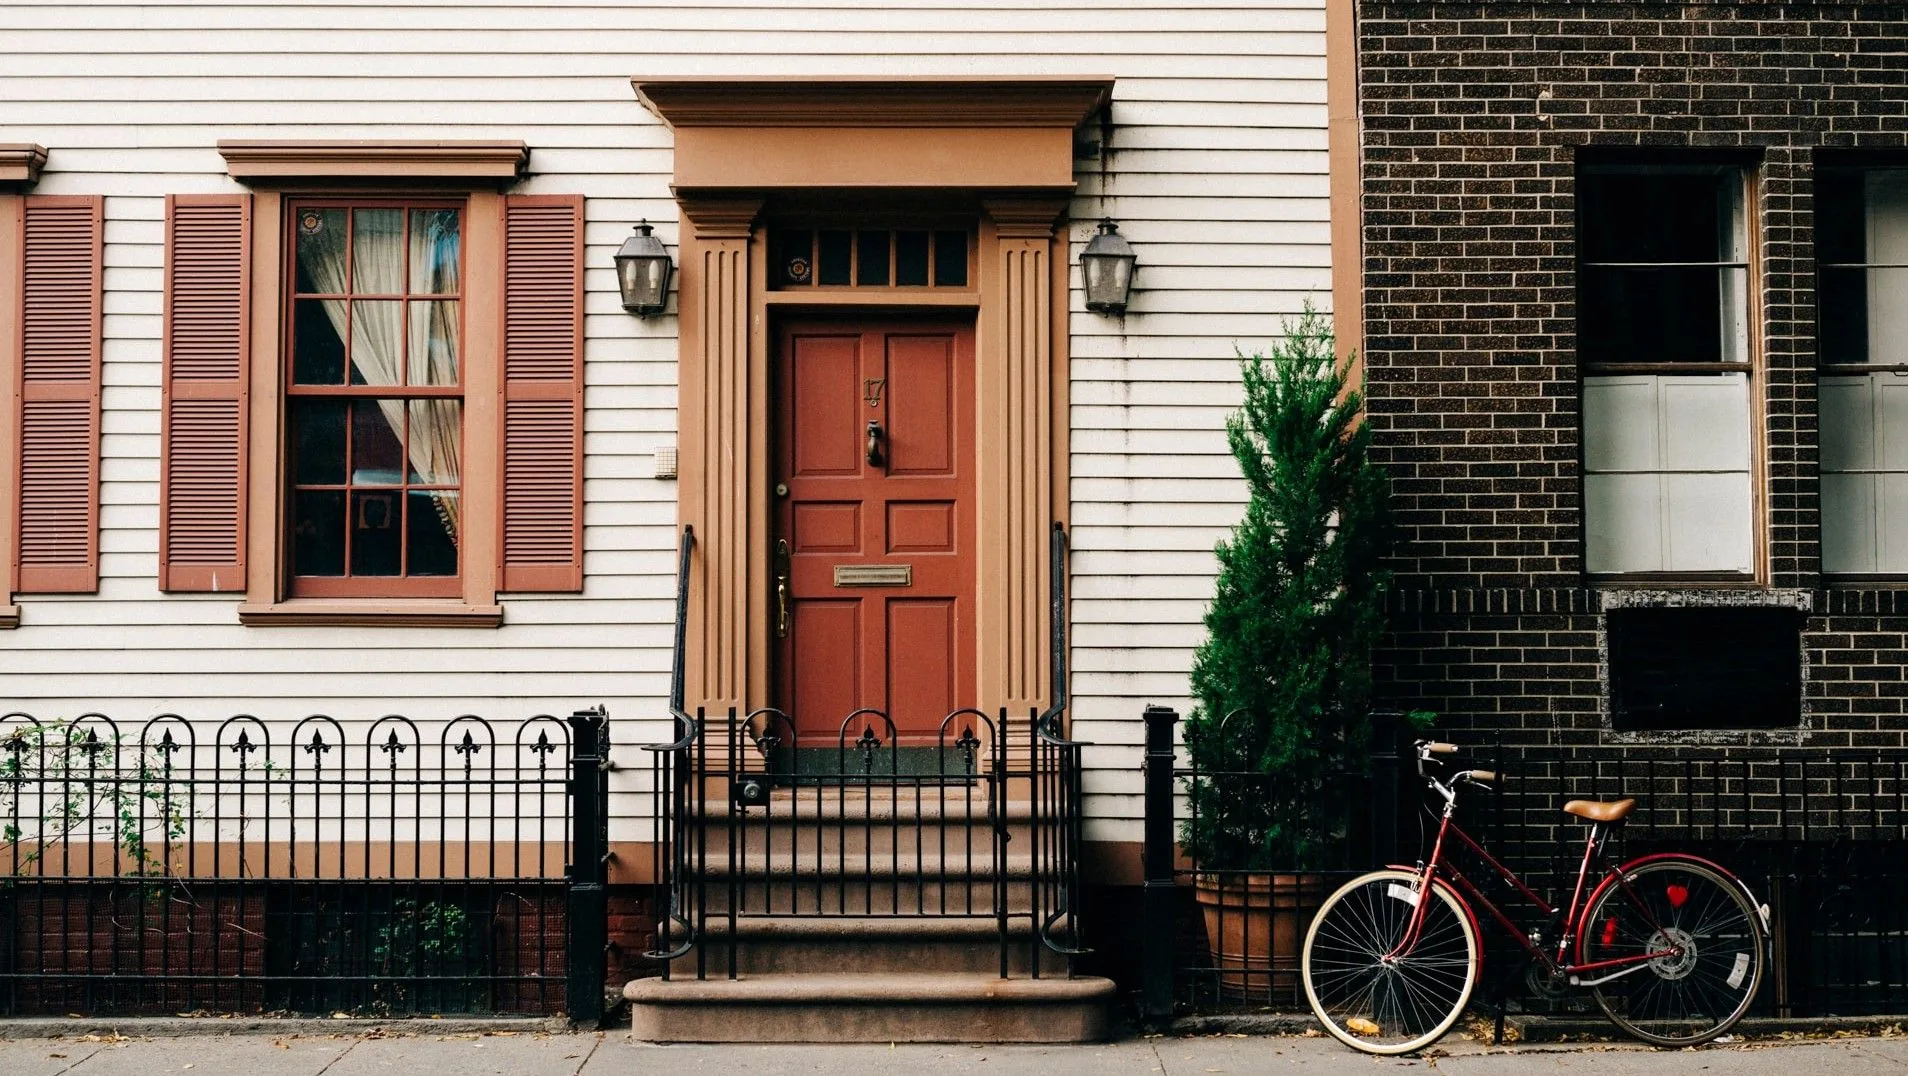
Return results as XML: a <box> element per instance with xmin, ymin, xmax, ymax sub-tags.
<box><xmin>1577</xmin><ymin>156</ymin><xmax>1759</xmax><ymax>578</ymax></box>
<box><xmin>1816</xmin><ymin>162</ymin><xmax>1908</xmax><ymax>575</ymax></box>
<box><xmin>198</xmin><ymin>143</ymin><xmax>582</xmax><ymax>625</ymax></box>
<box><xmin>284</xmin><ymin>200</ymin><xmax>465</xmax><ymax>598</ymax></box>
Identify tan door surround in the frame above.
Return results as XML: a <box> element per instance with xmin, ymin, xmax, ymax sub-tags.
<box><xmin>635</xmin><ymin>76</ymin><xmax>1110</xmax><ymax>716</ymax></box>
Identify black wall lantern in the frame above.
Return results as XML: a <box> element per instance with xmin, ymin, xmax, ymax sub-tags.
<box><xmin>615</xmin><ymin>221</ymin><xmax>673</xmax><ymax>316</ymax></box>
<box><xmin>1080</xmin><ymin>219</ymin><xmax>1136</xmax><ymax>314</ymax></box>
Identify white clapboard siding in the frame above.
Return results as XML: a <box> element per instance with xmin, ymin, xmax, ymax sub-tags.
<box><xmin>0</xmin><ymin>0</ymin><xmax>1331</xmax><ymax>845</ymax></box>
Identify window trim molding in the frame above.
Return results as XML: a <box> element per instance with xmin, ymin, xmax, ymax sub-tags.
<box><xmin>217</xmin><ymin>141</ymin><xmax>528</xmax><ymax>184</ymax></box>
<box><xmin>0</xmin><ymin>145</ymin><xmax>47</xmax><ymax>190</ymax></box>
<box><xmin>1595</xmin><ymin>587</ymin><xmax>1812</xmax><ymax>744</ymax></box>
<box><xmin>237</xmin><ymin>187</ymin><xmax>505</xmax><ymax>626</ymax></box>
<box><xmin>0</xmin><ymin>193</ymin><xmax>18</xmax><ymax>624</ymax></box>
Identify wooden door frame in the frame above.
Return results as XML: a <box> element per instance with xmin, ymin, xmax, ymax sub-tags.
<box><xmin>636</xmin><ymin>77</ymin><xmax>1108</xmax><ymax>718</ymax></box>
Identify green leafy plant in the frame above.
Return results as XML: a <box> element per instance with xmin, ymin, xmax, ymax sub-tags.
<box><xmin>367</xmin><ymin>898</ymin><xmax>477</xmax><ymax>1011</ymax></box>
<box><xmin>0</xmin><ymin>721</ymin><xmax>191</xmax><ymax>880</ymax></box>
<box><xmin>1182</xmin><ymin>304</ymin><xmax>1397</xmax><ymax>871</ymax></box>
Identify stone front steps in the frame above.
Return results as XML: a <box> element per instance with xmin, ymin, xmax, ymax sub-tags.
<box><xmin>623</xmin><ymin>792</ymin><xmax>1112</xmax><ymax>1043</ymax></box>
<box><xmin>623</xmin><ymin>971</ymin><xmax>1115</xmax><ymax>1043</ymax></box>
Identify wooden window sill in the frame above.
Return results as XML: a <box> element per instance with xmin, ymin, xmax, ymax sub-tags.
<box><xmin>238</xmin><ymin>601</ymin><xmax>502</xmax><ymax>628</ymax></box>
<box><xmin>0</xmin><ymin>604</ymin><xmax>18</xmax><ymax>630</ymax></box>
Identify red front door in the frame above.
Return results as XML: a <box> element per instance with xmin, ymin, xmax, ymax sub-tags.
<box><xmin>775</xmin><ymin>320</ymin><xmax>977</xmax><ymax>743</ymax></box>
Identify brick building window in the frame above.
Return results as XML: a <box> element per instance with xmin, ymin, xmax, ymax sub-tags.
<box><xmin>1578</xmin><ymin>160</ymin><xmax>1755</xmax><ymax>576</ymax></box>
<box><xmin>1816</xmin><ymin>163</ymin><xmax>1908</xmax><ymax>573</ymax></box>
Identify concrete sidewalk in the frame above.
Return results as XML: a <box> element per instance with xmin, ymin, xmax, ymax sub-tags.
<box><xmin>4</xmin><ymin>1028</ymin><xmax>1907</xmax><ymax>1075</ymax></box>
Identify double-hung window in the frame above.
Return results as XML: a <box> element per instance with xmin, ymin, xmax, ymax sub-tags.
<box><xmin>286</xmin><ymin>202</ymin><xmax>464</xmax><ymax>597</ymax></box>
<box><xmin>1578</xmin><ymin>159</ymin><xmax>1756</xmax><ymax>577</ymax></box>
<box><xmin>1816</xmin><ymin>161</ymin><xmax>1908</xmax><ymax>574</ymax></box>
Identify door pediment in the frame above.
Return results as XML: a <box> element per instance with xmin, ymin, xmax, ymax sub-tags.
<box><xmin>633</xmin><ymin>78</ymin><xmax>1111</xmax><ymax>195</ymax></box>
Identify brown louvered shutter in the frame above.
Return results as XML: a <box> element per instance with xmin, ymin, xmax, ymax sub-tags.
<box><xmin>500</xmin><ymin>195</ymin><xmax>585</xmax><ymax>592</ymax></box>
<box><xmin>16</xmin><ymin>196</ymin><xmax>103</xmax><ymax>594</ymax></box>
<box><xmin>159</xmin><ymin>195</ymin><xmax>250</xmax><ymax>592</ymax></box>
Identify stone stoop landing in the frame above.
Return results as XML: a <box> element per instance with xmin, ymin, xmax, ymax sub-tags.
<box><xmin>623</xmin><ymin>971</ymin><xmax>1115</xmax><ymax>1043</ymax></box>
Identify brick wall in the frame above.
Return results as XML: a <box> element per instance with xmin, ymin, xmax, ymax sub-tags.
<box><xmin>1359</xmin><ymin>1</ymin><xmax>1908</xmax><ymax>747</ymax></box>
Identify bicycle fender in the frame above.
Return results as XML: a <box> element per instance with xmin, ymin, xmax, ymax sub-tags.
<box><xmin>1574</xmin><ymin>851</ymin><xmax>1770</xmax><ymax>966</ymax></box>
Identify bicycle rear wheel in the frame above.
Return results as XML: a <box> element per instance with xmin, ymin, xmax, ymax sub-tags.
<box><xmin>1579</xmin><ymin>856</ymin><xmax>1765</xmax><ymax>1047</ymax></box>
<box><xmin>1302</xmin><ymin>869</ymin><xmax>1479</xmax><ymax>1055</ymax></box>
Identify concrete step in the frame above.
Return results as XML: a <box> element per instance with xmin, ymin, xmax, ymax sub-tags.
<box><xmin>624</xmin><ymin>971</ymin><xmax>1116</xmax><ymax>1043</ymax></box>
<box><xmin>664</xmin><ymin>916</ymin><xmax>1043</xmax><ymax>976</ymax></box>
<box><xmin>685</xmin><ymin>853</ymin><xmax>1041</xmax><ymax>914</ymax></box>
<box><xmin>690</xmin><ymin>813</ymin><xmax>1035</xmax><ymax>857</ymax></box>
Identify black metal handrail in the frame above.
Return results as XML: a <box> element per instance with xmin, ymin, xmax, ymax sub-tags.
<box><xmin>642</xmin><ymin>526</ymin><xmax>699</xmax><ymax>966</ymax></box>
<box><xmin>1033</xmin><ymin>523</ymin><xmax>1089</xmax><ymax>964</ymax></box>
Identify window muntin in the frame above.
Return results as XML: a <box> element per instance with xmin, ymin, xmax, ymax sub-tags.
<box><xmin>1817</xmin><ymin>165</ymin><xmax>1908</xmax><ymax>573</ymax></box>
<box><xmin>1579</xmin><ymin>163</ymin><xmax>1756</xmax><ymax>576</ymax></box>
<box><xmin>285</xmin><ymin>202</ymin><xmax>464</xmax><ymax>597</ymax></box>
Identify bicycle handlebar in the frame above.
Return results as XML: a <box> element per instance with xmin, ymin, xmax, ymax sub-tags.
<box><xmin>1423</xmin><ymin>742</ymin><xmax>1459</xmax><ymax>755</ymax></box>
<box><xmin>1462</xmin><ymin>770</ymin><xmax>1497</xmax><ymax>784</ymax></box>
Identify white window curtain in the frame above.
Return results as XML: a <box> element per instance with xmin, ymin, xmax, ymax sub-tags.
<box><xmin>297</xmin><ymin>211</ymin><xmax>462</xmax><ymax>544</ymax></box>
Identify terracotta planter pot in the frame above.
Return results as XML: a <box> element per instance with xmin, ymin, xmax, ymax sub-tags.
<box><xmin>1193</xmin><ymin>872</ymin><xmax>1327</xmax><ymax>1005</ymax></box>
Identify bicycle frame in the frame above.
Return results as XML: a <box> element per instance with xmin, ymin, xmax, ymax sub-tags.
<box><xmin>1388</xmin><ymin>768</ymin><xmax>1683</xmax><ymax>985</ymax></box>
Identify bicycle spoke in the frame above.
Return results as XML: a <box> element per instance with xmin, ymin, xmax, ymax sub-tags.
<box><xmin>1585</xmin><ymin>859</ymin><xmax>1763</xmax><ymax>1047</ymax></box>
<box><xmin>1303</xmin><ymin>872</ymin><xmax>1478</xmax><ymax>1055</ymax></box>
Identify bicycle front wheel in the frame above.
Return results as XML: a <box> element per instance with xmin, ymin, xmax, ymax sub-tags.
<box><xmin>1302</xmin><ymin>868</ymin><xmax>1479</xmax><ymax>1055</ymax></box>
<box><xmin>1579</xmin><ymin>856</ymin><xmax>1766</xmax><ymax>1047</ymax></box>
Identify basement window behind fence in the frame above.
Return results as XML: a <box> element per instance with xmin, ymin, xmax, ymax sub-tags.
<box><xmin>1607</xmin><ymin>606</ymin><xmax>1801</xmax><ymax>731</ymax></box>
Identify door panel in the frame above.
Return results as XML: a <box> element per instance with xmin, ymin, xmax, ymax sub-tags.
<box><xmin>887</xmin><ymin>598</ymin><xmax>957</xmax><ymax>727</ymax></box>
<box><xmin>790</xmin><ymin>335</ymin><xmax>862</xmax><ymax>477</ymax></box>
<box><xmin>791</xmin><ymin>599</ymin><xmax>861</xmax><ymax>727</ymax></box>
<box><xmin>776</xmin><ymin>320</ymin><xmax>976</xmax><ymax>742</ymax></box>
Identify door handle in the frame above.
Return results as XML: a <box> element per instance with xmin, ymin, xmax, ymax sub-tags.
<box><xmin>866</xmin><ymin>420</ymin><xmax>885</xmax><ymax>468</ymax></box>
<box><xmin>773</xmin><ymin>539</ymin><xmax>791</xmax><ymax>639</ymax></box>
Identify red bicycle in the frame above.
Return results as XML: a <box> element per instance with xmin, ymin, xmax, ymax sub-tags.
<box><xmin>1302</xmin><ymin>741</ymin><xmax>1769</xmax><ymax>1054</ymax></box>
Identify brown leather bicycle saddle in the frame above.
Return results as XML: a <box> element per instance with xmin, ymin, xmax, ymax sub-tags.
<box><xmin>1562</xmin><ymin>798</ymin><xmax>1636</xmax><ymax>823</ymax></box>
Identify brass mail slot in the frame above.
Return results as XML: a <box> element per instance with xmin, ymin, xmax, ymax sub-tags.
<box><xmin>834</xmin><ymin>564</ymin><xmax>912</xmax><ymax>587</ymax></box>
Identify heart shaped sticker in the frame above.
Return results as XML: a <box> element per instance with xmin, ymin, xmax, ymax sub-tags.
<box><xmin>1666</xmin><ymin>884</ymin><xmax>1690</xmax><ymax>909</ymax></box>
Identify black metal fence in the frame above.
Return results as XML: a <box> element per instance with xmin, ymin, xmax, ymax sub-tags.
<box><xmin>645</xmin><ymin>523</ymin><xmax>1090</xmax><ymax>980</ymax></box>
<box><xmin>0</xmin><ymin>708</ymin><xmax>611</xmax><ymax>1019</ymax></box>
<box><xmin>1139</xmin><ymin>707</ymin><xmax>1908</xmax><ymax>1022</ymax></box>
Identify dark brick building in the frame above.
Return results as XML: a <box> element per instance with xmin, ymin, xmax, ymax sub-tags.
<box><xmin>1357</xmin><ymin>2</ymin><xmax>1908</xmax><ymax>753</ymax></box>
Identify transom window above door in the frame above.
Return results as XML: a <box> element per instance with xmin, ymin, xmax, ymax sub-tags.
<box><xmin>285</xmin><ymin>201</ymin><xmax>464</xmax><ymax>597</ymax></box>
<box><xmin>767</xmin><ymin>226</ymin><xmax>971</xmax><ymax>290</ymax></box>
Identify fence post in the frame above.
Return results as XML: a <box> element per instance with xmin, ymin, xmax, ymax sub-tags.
<box><xmin>1370</xmin><ymin>709</ymin><xmax>1402</xmax><ymax>866</ymax></box>
<box><xmin>1140</xmin><ymin>704</ymin><xmax>1180</xmax><ymax>1025</ymax></box>
<box><xmin>567</xmin><ymin>706</ymin><xmax>610</xmax><ymax>1027</ymax></box>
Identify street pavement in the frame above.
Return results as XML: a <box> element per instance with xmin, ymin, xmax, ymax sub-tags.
<box><xmin>3</xmin><ymin>1029</ymin><xmax>1908</xmax><ymax>1075</ymax></box>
